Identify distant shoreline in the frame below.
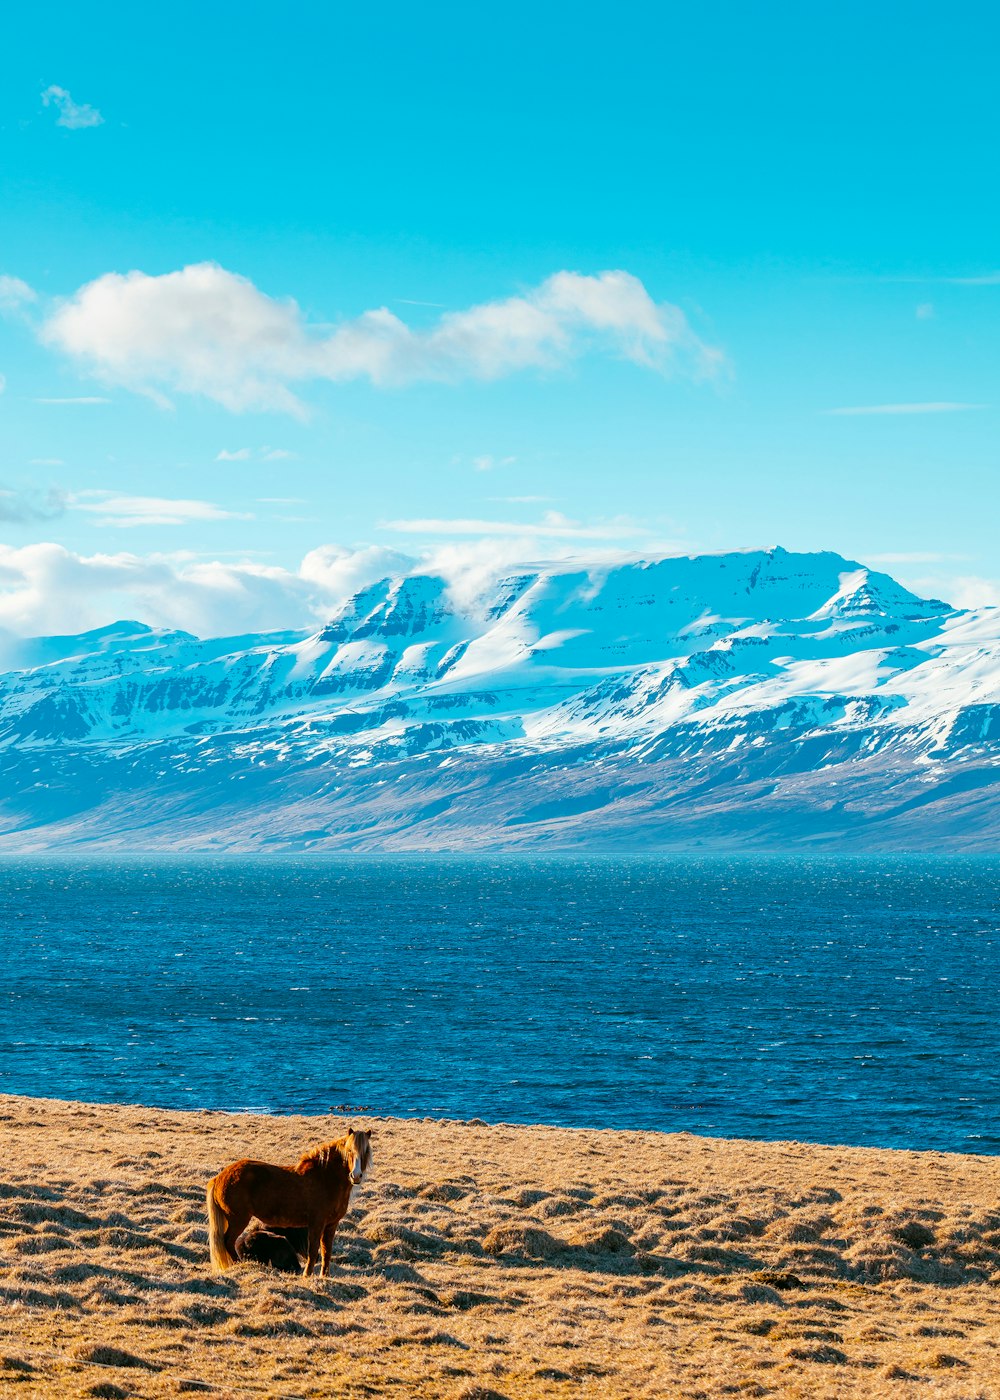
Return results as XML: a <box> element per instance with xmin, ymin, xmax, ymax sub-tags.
<box><xmin>4</xmin><ymin>1088</ymin><xmax>998</xmax><ymax>1161</ymax></box>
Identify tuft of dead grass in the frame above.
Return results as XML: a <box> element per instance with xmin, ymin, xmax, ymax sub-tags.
<box><xmin>1</xmin><ymin>1093</ymin><xmax>1000</xmax><ymax>1397</ymax></box>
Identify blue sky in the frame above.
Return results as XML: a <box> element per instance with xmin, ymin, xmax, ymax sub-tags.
<box><xmin>0</xmin><ymin>2</ymin><xmax>997</xmax><ymax>635</ymax></box>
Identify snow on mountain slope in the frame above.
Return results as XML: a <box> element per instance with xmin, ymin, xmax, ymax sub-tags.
<box><xmin>0</xmin><ymin>546</ymin><xmax>995</xmax><ymax>850</ymax></box>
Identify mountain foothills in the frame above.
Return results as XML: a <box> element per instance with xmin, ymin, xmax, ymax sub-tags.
<box><xmin>0</xmin><ymin>547</ymin><xmax>996</xmax><ymax>850</ymax></box>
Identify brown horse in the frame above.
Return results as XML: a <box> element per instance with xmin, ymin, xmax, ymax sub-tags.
<box><xmin>205</xmin><ymin>1128</ymin><xmax>373</xmax><ymax>1276</ymax></box>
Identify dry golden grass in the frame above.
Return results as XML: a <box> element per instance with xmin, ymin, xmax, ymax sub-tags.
<box><xmin>2</xmin><ymin>1095</ymin><xmax>1000</xmax><ymax>1398</ymax></box>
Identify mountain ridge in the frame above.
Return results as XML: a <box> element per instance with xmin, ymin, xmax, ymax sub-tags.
<box><xmin>0</xmin><ymin>546</ymin><xmax>995</xmax><ymax>850</ymax></box>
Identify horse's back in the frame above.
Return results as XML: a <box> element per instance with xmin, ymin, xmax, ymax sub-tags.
<box><xmin>214</xmin><ymin>1158</ymin><xmax>306</xmax><ymax>1221</ymax></box>
<box><xmin>217</xmin><ymin>1157</ymin><xmax>297</xmax><ymax>1187</ymax></box>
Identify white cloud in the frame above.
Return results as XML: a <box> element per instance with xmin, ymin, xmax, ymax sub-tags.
<box><xmin>299</xmin><ymin>543</ymin><xmax>416</xmax><ymax>599</ymax></box>
<box><xmin>915</xmin><ymin>302</ymin><xmax>935</xmax><ymax>320</ymax></box>
<box><xmin>420</xmin><ymin>538</ymin><xmax>549</xmax><ymax>613</ymax></box>
<box><xmin>866</xmin><ymin>552</ymin><xmax>966</xmax><ymax>566</ymax></box>
<box><xmin>943</xmin><ymin>272</ymin><xmax>1000</xmax><ymax>286</ymax></box>
<box><xmin>0</xmin><ymin>537</ymin><xmax>689</xmax><ymax>641</ymax></box>
<box><xmin>34</xmin><ymin>396</ymin><xmax>111</xmax><ymax>405</ymax></box>
<box><xmin>41</xmin><ymin>85</ymin><xmax>104</xmax><ymax>130</ymax></box>
<box><xmin>949</xmin><ymin>577</ymin><xmax>1000</xmax><ymax>607</ymax></box>
<box><xmin>0</xmin><ymin>542</ymin><xmax>421</xmax><ymax>639</ymax></box>
<box><xmin>40</xmin><ymin>262</ymin><xmax>725</xmax><ymax>415</ymax></box>
<box><xmin>69</xmin><ymin>492</ymin><xmax>249</xmax><ymax>528</ymax></box>
<box><xmin>0</xmin><ymin>275</ymin><xmax>36</xmax><ymax>313</ymax></box>
<box><xmin>902</xmin><ymin>573</ymin><xmax>1000</xmax><ymax>609</ymax></box>
<box><xmin>415</xmin><ymin>538</ymin><xmax>693</xmax><ymax>614</ymax></box>
<box><xmin>0</xmin><ymin>545</ymin><xmax>307</xmax><ymax>638</ymax></box>
<box><xmin>381</xmin><ymin>511</ymin><xmax>648</xmax><ymax>540</ymax></box>
<box><xmin>0</xmin><ymin>537</ymin><xmax>990</xmax><ymax>647</ymax></box>
<box><xmin>825</xmin><ymin>402</ymin><xmax>986</xmax><ymax>416</ymax></box>
<box><xmin>880</xmin><ymin>271</ymin><xmax>1000</xmax><ymax>287</ymax></box>
<box><xmin>0</xmin><ymin>373</ymin><xmax>5</xmax><ymax>395</ymax></box>
<box><xmin>217</xmin><ymin>446</ymin><xmax>294</xmax><ymax>461</ymax></box>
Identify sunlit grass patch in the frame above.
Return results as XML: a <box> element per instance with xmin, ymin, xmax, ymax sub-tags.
<box><xmin>2</xmin><ymin>1094</ymin><xmax>1000</xmax><ymax>1397</ymax></box>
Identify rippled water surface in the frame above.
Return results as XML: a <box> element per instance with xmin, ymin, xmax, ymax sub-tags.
<box><xmin>1</xmin><ymin>854</ymin><xmax>997</xmax><ymax>1152</ymax></box>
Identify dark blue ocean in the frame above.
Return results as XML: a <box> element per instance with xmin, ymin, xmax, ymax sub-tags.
<box><xmin>1</xmin><ymin>854</ymin><xmax>997</xmax><ymax>1154</ymax></box>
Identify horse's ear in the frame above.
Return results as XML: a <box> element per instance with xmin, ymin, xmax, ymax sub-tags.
<box><xmin>365</xmin><ymin>1127</ymin><xmax>375</xmax><ymax>1137</ymax></box>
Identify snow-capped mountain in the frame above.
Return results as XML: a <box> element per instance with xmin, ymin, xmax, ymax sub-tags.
<box><xmin>0</xmin><ymin>547</ymin><xmax>996</xmax><ymax>850</ymax></box>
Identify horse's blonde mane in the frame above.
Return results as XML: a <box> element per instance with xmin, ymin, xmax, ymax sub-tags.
<box><xmin>297</xmin><ymin>1138</ymin><xmax>343</xmax><ymax>1170</ymax></box>
<box><xmin>296</xmin><ymin>1129</ymin><xmax>372</xmax><ymax>1176</ymax></box>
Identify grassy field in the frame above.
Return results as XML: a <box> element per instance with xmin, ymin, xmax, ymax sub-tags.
<box><xmin>1</xmin><ymin>1094</ymin><xmax>999</xmax><ymax>1398</ymax></box>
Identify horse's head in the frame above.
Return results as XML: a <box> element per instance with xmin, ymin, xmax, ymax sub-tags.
<box><xmin>345</xmin><ymin>1126</ymin><xmax>374</xmax><ymax>1186</ymax></box>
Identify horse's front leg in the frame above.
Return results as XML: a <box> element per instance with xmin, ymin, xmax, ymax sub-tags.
<box><xmin>320</xmin><ymin>1222</ymin><xmax>337</xmax><ymax>1277</ymax></box>
<box><xmin>303</xmin><ymin>1222</ymin><xmax>322</xmax><ymax>1277</ymax></box>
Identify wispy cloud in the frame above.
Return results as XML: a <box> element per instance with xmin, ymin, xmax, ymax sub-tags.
<box><xmin>824</xmin><ymin>402</ymin><xmax>986</xmax><ymax>416</ymax></box>
<box><xmin>902</xmin><ymin>572</ymin><xmax>1000</xmax><ymax>609</ymax></box>
<box><xmin>879</xmin><ymin>271</ymin><xmax>1000</xmax><ymax>287</ymax></box>
<box><xmin>40</xmin><ymin>262</ymin><xmax>726</xmax><ymax>415</ymax></box>
<box><xmin>866</xmin><ymin>551</ymin><xmax>966</xmax><ymax>566</ymax></box>
<box><xmin>34</xmin><ymin>396</ymin><xmax>111</xmax><ymax>405</ymax></box>
<box><xmin>472</xmin><ymin>454</ymin><xmax>517</xmax><ymax>472</ymax></box>
<box><xmin>945</xmin><ymin>576</ymin><xmax>1000</xmax><ymax>607</ymax></box>
<box><xmin>940</xmin><ymin>272</ymin><xmax>1000</xmax><ymax>287</ymax></box>
<box><xmin>915</xmin><ymin>303</ymin><xmax>935</xmax><ymax>320</ymax></box>
<box><xmin>41</xmin><ymin>84</ymin><xmax>104</xmax><ymax>130</ymax></box>
<box><xmin>381</xmin><ymin>512</ymin><xmax>647</xmax><ymax>540</ymax></box>
<box><xmin>217</xmin><ymin>446</ymin><xmax>295</xmax><ymax>462</ymax></box>
<box><xmin>0</xmin><ymin>275</ymin><xmax>36</xmax><ymax>314</ymax></box>
<box><xmin>69</xmin><ymin>492</ymin><xmax>249</xmax><ymax>528</ymax></box>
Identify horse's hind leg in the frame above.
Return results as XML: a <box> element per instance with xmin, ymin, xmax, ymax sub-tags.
<box><xmin>303</xmin><ymin>1222</ymin><xmax>322</xmax><ymax>1277</ymax></box>
<box><xmin>320</xmin><ymin>1222</ymin><xmax>337</xmax><ymax>1277</ymax></box>
<box><xmin>224</xmin><ymin>1210</ymin><xmax>250</xmax><ymax>1266</ymax></box>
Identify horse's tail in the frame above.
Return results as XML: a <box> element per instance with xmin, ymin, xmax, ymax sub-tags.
<box><xmin>205</xmin><ymin>1176</ymin><xmax>237</xmax><ymax>1271</ymax></box>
